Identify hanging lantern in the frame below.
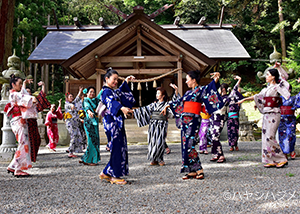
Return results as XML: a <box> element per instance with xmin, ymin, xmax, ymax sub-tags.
<box><xmin>146</xmin><ymin>82</ymin><xmax>148</xmax><ymax>91</ymax></box>
<box><xmin>153</xmin><ymin>80</ymin><xmax>157</xmax><ymax>88</ymax></box>
<box><xmin>137</xmin><ymin>82</ymin><xmax>142</xmax><ymax>90</ymax></box>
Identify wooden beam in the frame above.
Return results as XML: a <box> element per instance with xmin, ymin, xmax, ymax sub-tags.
<box><xmin>100</xmin><ymin>56</ymin><xmax>178</xmax><ymax>63</ymax></box>
<box><xmin>96</xmin><ymin>71</ymin><xmax>101</xmax><ymax>94</ymax></box>
<box><xmin>96</xmin><ymin>68</ymin><xmax>174</xmax><ymax>75</ymax></box>
<box><xmin>177</xmin><ymin>60</ymin><xmax>183</xmax><ymax>96</ymax></box>
<box><xmin>109</xmin><ymin>35</ymin><xmax>138</xmax><ymax>56</ymax></box>
<box><xmin>137</xmin><ymin>37</ymin><xmax>142</xmax><ymax>56</ymax></box>
<box><xmin>140</xmin><ymin>35</ymin><xmax>170</xmax><ymax>56</ymax></box>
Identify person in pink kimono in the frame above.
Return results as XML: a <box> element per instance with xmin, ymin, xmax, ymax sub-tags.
<box><xmin>45</xmin><ymin>99</ymin><xmax>63</xmax><ymax>151</ymax></box>
<box><xmin>237</xmin><ymin>63</ymin><xmax>290</xmax><ymax>168</ymax></box>
<box><xmin>5</xmin><ymin>75</ymin><xmax>37</xmax><ymax>177</ymax></box>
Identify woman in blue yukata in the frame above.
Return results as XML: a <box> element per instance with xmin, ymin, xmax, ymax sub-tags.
<box><xmin>79</xmin><ymin>86</ymin><xmax>101</xmax><ymax>166</ymax></box>
<box><xmin>161</xmin><ymin>70</ymin><xmax>224</xmax><ymax>180</ymax></box>
<box><xmin>278</xmin><ymin>77</ymin><xmax>300</xmax><ymax>160</ymax></box>
<box><xmin>99</xmin><ymin>68</ymin><xmax>135</xmax><ymax>185</ymax></box>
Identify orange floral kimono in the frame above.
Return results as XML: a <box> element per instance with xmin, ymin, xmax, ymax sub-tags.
<box><xmin>4</xmin><ymin>89</ymin><xmax>35</xmax><ymax>172</ymax></box>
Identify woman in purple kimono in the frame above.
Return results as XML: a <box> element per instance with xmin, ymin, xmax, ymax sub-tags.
<box><xmin>238</xmin><ymin>67</ymin><xmax>290</xmax><ymax>168</ymax></box>
<box><xmin>278</xmin><ymin>77</ymin><xmax>300</xmax><ymax>160</ymax></box>
<box><xmin>99</xmin><ymin>68</ymin><xmax>135</xmax><ymax>185</ymax></box>
<box><xmin>227</xmin><ymin>76</ymin><xmax>244</xmax><ymax>151</ymax></box>
<box><xmin>161</xmin><ymin>70</ymin><xmax>224</xmax><ymax>180</ymax></box>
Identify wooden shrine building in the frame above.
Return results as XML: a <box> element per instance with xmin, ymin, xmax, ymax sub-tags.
<box><xmin>28</xmin><ymin>6</ymin><xmax>250</xmax><ymax>106</ymax></box>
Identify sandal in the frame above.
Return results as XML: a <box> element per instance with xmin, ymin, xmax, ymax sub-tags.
<box><xmin>110</xmin><ymin>178</ymin><xmax>127</xmax><ymax>185</ymax></box>
<box><xmin>99</xmin><ymin>173</ymin><xmax>111</xmax><ymax>182</ymax></box>
<box><xmin>166</xmin><ymin>147</ymin><xmax>171</xmax><ymax>155</ymax></box>
<box><xmin>7</xmin><ymin>168</ymin><xmax>15</xmax><ymax>174</ymax></box>
<box><xmin>264</xmin><ymin>163</ymin><xmax>277</xmax><ymax>168</ymax></box>
<box><xmin>68</xmin><ymin>154</ymin><xmax>77</xmax><ymax>158</ymax></box>
<box><xmin>276</xmin><ymin>161</ymin><xmax>288</xmax><ymax>168</ymax></box>
<box><xmin>204</xmin><ymin>151</ymin><xmax>209</xmax><ymax>155</ymax></box>
<box><xmin>196</xmin><ymin>172</ymin><xmax>204</xmax><ymax>180</ymax></box>
<box><xmin>182</xmin><ymin>173</ymin><xmax>196</xmax><ymax>180</ymax></box>
<box><xmin>291</xmin><ymin>151</ymin><xmax>296</xmax><ymax>160</ymax></box>
<box><xmin>199</xmin><ymin>150</ymin><xmax>204</xmax><ymax>154</ymax></box>
<box><xmin>83</xmin><ymin>162</ymin><xmax>97</xmax><ymax>166</ymax></box>
<box><xmin>235</xmin><ymin>146</ymin><xmax>239</xmax><ymax>151</ymax></box>
<box><xmin>14</xmin><ymin>171</ymin><xmax>30</xmax><ymax>178</ymax></box>
<box><xmin>159</xmin><ymin>161</ymin><xmax>165</xmax><ymax>166</ymax></box>
<box><xmin>150</xmin><ymin>161</ymin><xmax>158</xmax><ymax>165</ymax></box>
<box><xmin>217</xmin><ymin>156</ymin><xmax>226</xmax><ymax>163</ymax></box>
<box><xmin>229</xmin><ymin>147</ymin><xmax>234</xmax><ymax>151</ymax></box>
<box><xmin>210</xmin><ymin>156</ymin><xmax>219</xmax><ymax>162</ymax></box>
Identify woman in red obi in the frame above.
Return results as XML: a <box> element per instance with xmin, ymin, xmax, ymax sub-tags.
<box><xmin>161</xmin><ymin>70</ymin><xmax>224</xmax><ymax>180</ymax></box>
<box><xmin>238</xmin><ymin>64</ymin><xmax>290</xmax><ymax>168</ymax></box>
<box><xmin>4</xmin><ymin>75</ymin><xmax>38</xmax><ymax>177</ymax></box>
<box><xmin>45</xmin><ymin>100</ymin><xmax>63</xmax><ymax>151</ymax></box>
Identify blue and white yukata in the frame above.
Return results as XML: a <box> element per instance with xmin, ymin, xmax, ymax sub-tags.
<box><xmin>101</xmin><ymin>81</ymin><xmax>135</xmax><ymax>178</ymax></box>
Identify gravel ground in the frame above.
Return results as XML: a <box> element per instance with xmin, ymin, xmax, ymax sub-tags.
<box><xmin>1</xmin><ymin>139</ymin><xmax>300</xmax><ymax>214</ymax></box>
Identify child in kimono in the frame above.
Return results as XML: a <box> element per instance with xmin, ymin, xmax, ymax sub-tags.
<box><xmin>45</xmin><ymin>99</ymin><xmax>63</xmax><ymax>151</ymax></box>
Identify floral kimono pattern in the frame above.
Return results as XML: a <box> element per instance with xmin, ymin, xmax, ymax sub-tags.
<box><xmin>278</xmin><ymin>92</ymin><xmax>300</xmax><ymax>154</ymax></box>
<box><xmin>4</xmin><ymin>90</ymin><xmax>34</xmax><ymax>171</ymax></box>
<box><xmin>26</xmin><ymin>90</ymin><xmax>50</xmax><ymax>162</ymax></box>
<box><xmin>169</xmin><ymin>80</ymin><xmax>224</xmax><ymax>173</ymax></box>
<box><xmin>254</xmin><ymin>80</ymin><xmax>290</xmax><ymax>163</ymax></box>
<box><xmin>199</xmin><ymin>106</ymin><xmax>210</xmax><ymax>152</ymax></box>
<box><xmin>226</xmin><ymin>84</ymin><xmax>244</xmax><ymax>147</ymax></box>
<box><xmin>65</xmin><ymin>96</ymin><xmax>87</xmax><ymax>153</ymax></box>
<box><xmin>134</xmin><ymin>101</ymin><xmax>172</xmax><ymax>162</ymax></box>
<box><xmin>45</xmin><ymin>107</ymin><xmax>63</xmax><ymax>150</ymax></box>
<box><xmin>101</xmin><ymin>81</ymin><xmax>135</xmax><ymax>178</ymax></box>
<box><xmin>210</xmin><ymin>83</ymin><xmax>242</xmax><ymax>156</ymax></box>
<box><xmin>81</xmin><ymin>95</ymin><xmax>101</xmax><ymax>164</ymax></box>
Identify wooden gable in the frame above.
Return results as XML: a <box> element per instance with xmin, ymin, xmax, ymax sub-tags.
<box><xmin>61</xmin><ymin>7</ymin><xmax>216</xmax><ymax>80</ymax></box>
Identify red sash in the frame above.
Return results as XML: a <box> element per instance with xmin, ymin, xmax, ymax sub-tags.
<box><xmin>280</xmin><ymin>106</ymin><xmax>295</xmax><ymax>115</ymax></box>
<box><xmin>183</xmin><ymin>101</ymin><xmax>203</xmax><ymax>115</ymax></box>
<box><xmin>263</xmin><ymin>97</ymin><xmax>282</xmax><ymax>107</ymax></box>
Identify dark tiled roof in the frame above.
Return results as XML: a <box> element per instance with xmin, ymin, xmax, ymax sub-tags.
<box><xmin>28</xmin><ymin>25</ymin><xmax>250</xmax><ymax>63</ymax></box>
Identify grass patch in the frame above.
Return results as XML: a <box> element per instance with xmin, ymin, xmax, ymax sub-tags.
<box><xmin>286</xmin><ymin>173</ymin><xmax>295</xmax><ymax>177</ymax></box>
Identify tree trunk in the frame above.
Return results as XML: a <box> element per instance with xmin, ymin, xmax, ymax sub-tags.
<box><xmin>278</xmin><ymin>0</ymin><xmax>286</xmax><ymax>58</ymax></box>
<box><xmin>0</xmin><ymin>0</ymin><xmax>15</xmax><ymax>72</ymax></box>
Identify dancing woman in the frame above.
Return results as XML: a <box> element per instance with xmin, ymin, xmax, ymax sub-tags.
<box><xmin>64</xmin><ymin>87</ymin><xmax>87</xmax><ymax>158</ymax></box>
<box><xmin>4</xmin><ymin>75</ymin><xmax>37</xmax><ymax>177</ymax></box>
<box><xmin>226</xmin><ymin>76</ymin><xmax>244</xmax><ymax>151</ymax></box>
<box><xmin>161</xmin><ymin>70</ymin><xmax>224</xmax><ymax>180</ymax></box>
<box><xmin>134</xmin><ymin>87</ymin><xmax>172</xmax><ymax>166</ymax></box>
<box><xmin>278</xmin><ymin>76</ymin><xmax>300</xmax><ymax>160</ymax></box>
<box><xmin>45</xmin><ymin>100</ymin><xmax>63</xmax><ymax>151</ymax></box>
<box><xmin>237</xmin><ymin>66</ymin><xmax>290</xmax><ymax>168</ymax></box>
<box><xmin>198</xmin><ymin>104</ymin><xmax>210</xmax><ymax>155</ymax></box>
<box><xmin>99</xmin><ymin>68</ymin><xmax>135</xmax><ymax>185</ymax></box>
<box><xmin>209</xmin><ymin>76</ymin><xmax>243</xmax><ymax>163</ymax></box>
<box><xmin>80</xmin><ymin>86</ymin><xmax>101</xmax><ymax>166</ymax></box>
<box><xmin>23</xmin><ymin>80</ymin><xmax>51</xmax><ymax>162</ymax></box>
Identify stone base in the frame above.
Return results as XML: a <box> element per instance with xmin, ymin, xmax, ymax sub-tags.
<box><xmin>0</xmin><ymin>151</ymin><xmax>14</xmax><ymax>162</ymax></box>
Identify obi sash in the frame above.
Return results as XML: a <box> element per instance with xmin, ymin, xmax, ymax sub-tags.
<box><xmin>228</xmin><ymin>112</ymin><xmax>239</xmax><ymax>119</ymax></box>
<box><xmin>151</xmin><ymin>111</ymin><xmax>167</xmax><ymax>121</ymax></box>
<box><xmin>263</xmin><ymin>97</ymin><xmax>282</xmax><ymax>107</ymax></box>
<box><xmin>183</xmin><ymin>101</ymin><xmax>202</xmax><ymax>115</ymax></box>
<box><xmin>200</xmin><ymin>112</ymin><xmax>211</xmax><ymax>119</ymax></box>
<box><xmin>280</xmin><ymin>106</ymin><xmax>295</xmax><ymax>115</ymax></box>
<box><xmin>52</xmin><ymin>118</ymin><xmax>58</xmax><ymax>123</ymax></box>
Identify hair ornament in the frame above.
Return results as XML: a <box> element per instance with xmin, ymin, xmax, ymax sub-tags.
<box><xmin>83</xmin><ymin>88</ymin><xmax>88</xmax><ymax>94</ymax></box>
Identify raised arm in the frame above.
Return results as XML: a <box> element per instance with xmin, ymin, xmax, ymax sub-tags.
<box><xmin>236</xmin><ymin>96</ymin><xmax>254</xmax><ymax>105</ymax></box>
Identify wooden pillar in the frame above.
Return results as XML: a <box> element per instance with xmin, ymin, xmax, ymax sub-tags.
<box><xmin>96</xmin><ymin>71</ymin><xmax>102</xmax><ymax>94</ymax></box>
<box><xmin>34</xmin><ymin>63</ymin><xmax>37</xmax><ymax>91</ymax></box>
<box><xmin>177</xmin><ymin>58</ymin><xmax>183</xmax><ymax>96</ymax></box>
<box><xmin>45</xmin><ymin>64</ymin><xmax>49</xmax><ymax>94</ymax></box>
<box><xmin>65</xmin><ymin>75</ymin><xmax>70</xmax><ymax>93</ymax></box>
<box><xmin>41</xmin><ymin>64</ymin><xmax>45</xmax><ymax>85</ymax></box>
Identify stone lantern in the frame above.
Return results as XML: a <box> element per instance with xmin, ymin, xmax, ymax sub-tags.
<box><xmin>257</xmin><ymin>45</ymin><xmax>296</xmax><ymax>81</ymax></box>
<box><xmin>0</xmin><ymin>50</ymin><xmax>26</xmax><ymax>161</ymax></box>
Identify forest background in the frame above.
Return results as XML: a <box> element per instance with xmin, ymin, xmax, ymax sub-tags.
<box><xmin>2</xmin><ymin>0</ymin><xmax>300</xmax><ymax>103</ymax></box>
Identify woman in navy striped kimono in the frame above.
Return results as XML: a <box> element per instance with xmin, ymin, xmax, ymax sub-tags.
<box><xmin>134</xmin><ymin>87</ymin><xmax>172</xmax><ymax>166</ymax></box>
<box><xmin>99</xmin><ymin>68</ymin><xmax>135</xmax><ymax>185</ymax></box>
<box><xmin>161</xmin><ymin>70</ymin><xmax>224</xmax><ymax>180</ymax></box>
